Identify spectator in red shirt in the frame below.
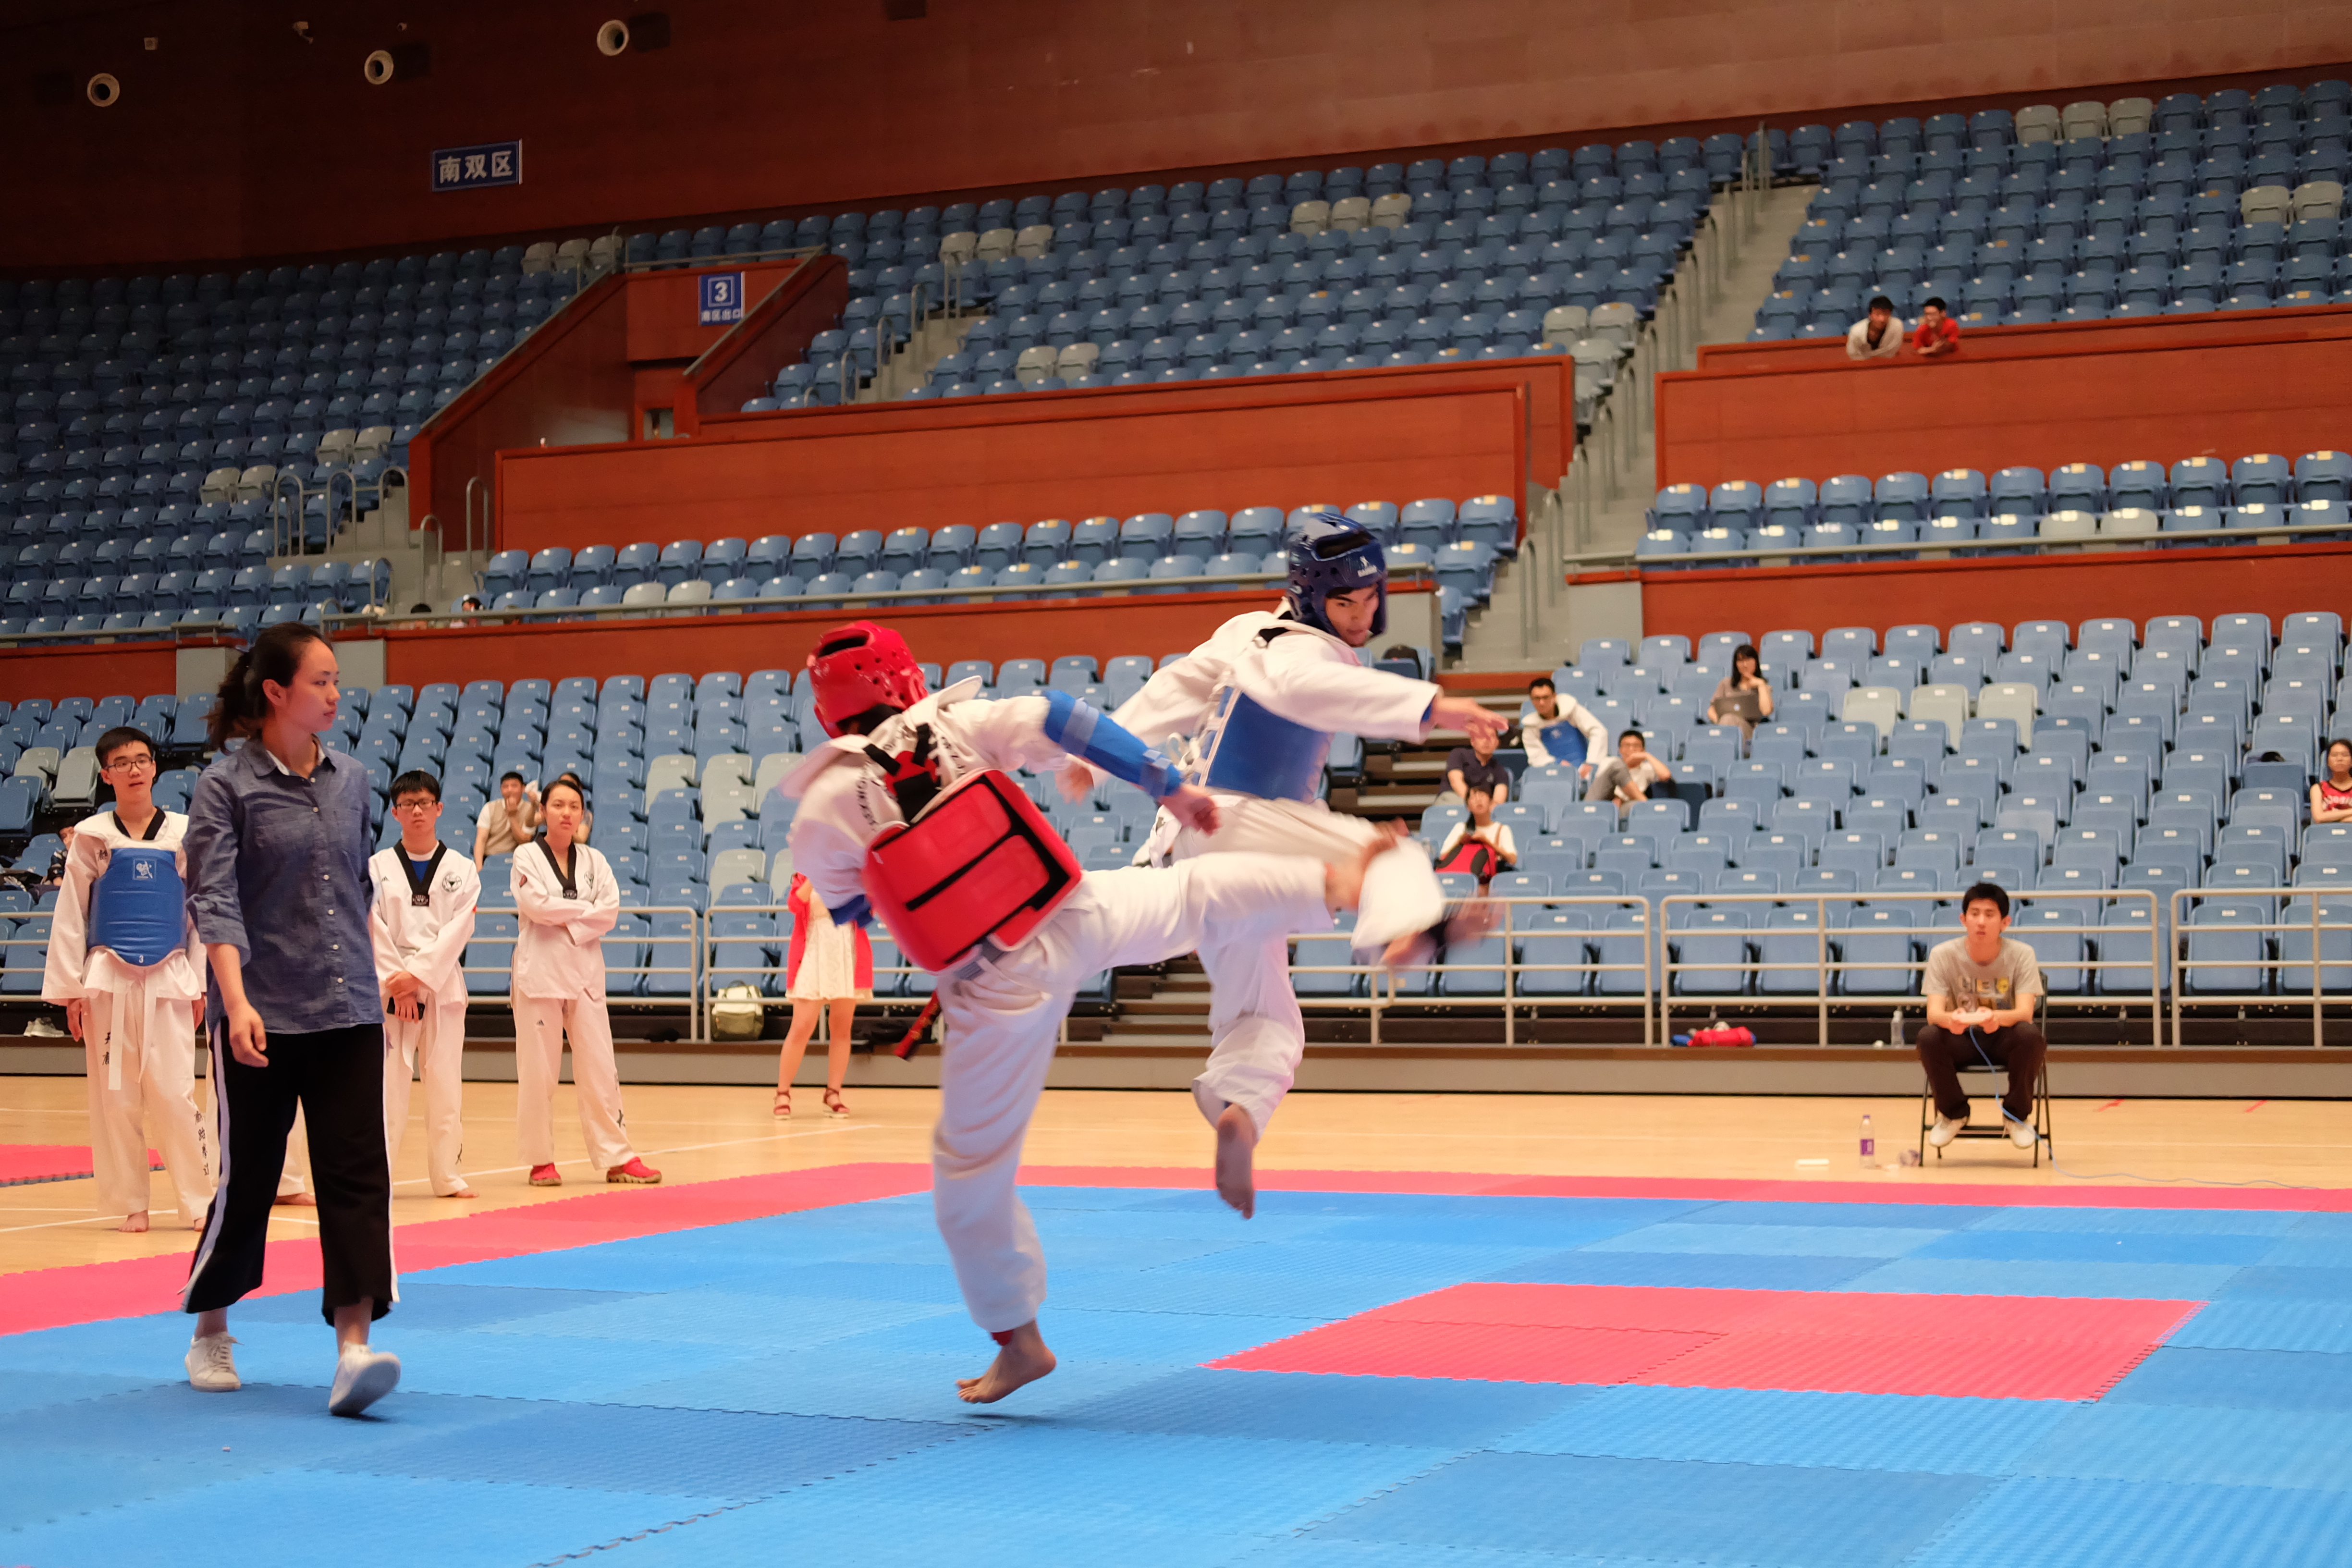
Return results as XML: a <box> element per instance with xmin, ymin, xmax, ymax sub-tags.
<box><xmin>1913</xmin><ymin>297</ymin><xmax>1960</xmax><ymax>358</ymax></box>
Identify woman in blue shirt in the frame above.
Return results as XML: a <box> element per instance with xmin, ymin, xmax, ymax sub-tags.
<box><xmin>181</xmin><ymin>623</ymin><xmax>403</xmax><ymax>1418</ymax></box>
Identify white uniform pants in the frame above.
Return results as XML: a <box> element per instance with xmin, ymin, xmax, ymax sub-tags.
<box><xmin>83</xmin><ymin>991</ymin><xmax>213</xmax><ymax>1224</ymax></box>
<box><xmin>512</xmin><ymin>995</ymin><xmax>636</xmax><ymax>1172</ymax></box>
<box><xmin>385</xmin><ymin>999</ymin><xmax>469</xmax><ymax>1195</ymax></box>
<box><xmin>1174</xmin><ymin>795</ymin><xmax>1388</xmax><ymax>1135</ymax></box>
<box><xmin>934</xmin><ymin>856</ymin><xmax>1327</xmax><ymax>1332</ymax></box>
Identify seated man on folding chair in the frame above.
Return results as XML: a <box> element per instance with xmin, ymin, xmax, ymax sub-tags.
<box><xmin>1917</xmin><ymin>881</ymin><xmax>2044</xmax><ymax>1151</ymax></box>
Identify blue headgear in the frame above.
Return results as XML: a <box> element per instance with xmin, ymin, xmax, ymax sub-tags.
<box><xmin>1286</xmin><ymin>510</ymin><xmax>1387</xmax><ymax>638</ymax></box>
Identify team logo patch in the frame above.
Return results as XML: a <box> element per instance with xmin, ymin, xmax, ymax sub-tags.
<box><xmin>131</xmin><ymin>860</ymin><xmax>157</xmax><ymax>881</ymax></box>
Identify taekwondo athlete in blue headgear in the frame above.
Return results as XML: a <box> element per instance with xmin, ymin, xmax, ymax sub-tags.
<box><xmin>42</xmin><ymin>727</ymin><xmax>215</xmax><ymax>1232</ymax></box>
<box><xmin>1083</xmin><ymin>510</ymin><xmax>1508</xmax><ymax>1218</ymax></box>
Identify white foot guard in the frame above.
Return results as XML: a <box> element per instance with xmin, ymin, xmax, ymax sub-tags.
<box><xmin>1348</xmin><ymin>840</ymin><xmax>1444</xmax><ymax>958</ymax></box>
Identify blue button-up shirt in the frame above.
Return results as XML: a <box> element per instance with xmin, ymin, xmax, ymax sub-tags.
<box><xmin>185</xmin><ymin>737</ymin><xmax>379</xmax><ymax>1033</ymax></box>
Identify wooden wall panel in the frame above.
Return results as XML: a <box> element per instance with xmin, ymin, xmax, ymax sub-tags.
<box><xmin>496</xmin><ymin>380</ymin><xmax>1530</xmax><ymax>553</ymax></box>
<box><xmin>692</xmin><ymin>356</ymin><xmax>1575</xmax><ymax>494</ymax></box>
<box><xmin>1630</xmin><ymin>541</ymin><xmax>2352</xmax><ymax>647</ymax></box>
<box><xmin>1654</xmin><ymin>335</ymin><xmax>2352</xmax><ymax>491</ymax></box>
<box><xmin>1694</xmin><ymin>305</ymin><xmax>2352</xmax><ymax>376</ymax></box>
<box><xmin>0</xmin><ymin>645</ymin><xmax>178</xmax><ymax>704</ymax></box>
<box><xmin>11</xmin><ymin>1</ymin><xmax>2349</xmax><ymax>270</ymax></box>
<box><xmin>682</xmin><ymin>259</ymin><xmax>854</xmax><ymax>434</ymax></box>
<box><xmin>410</xmin><ymin>274</ymin><xmax>635</xmax><ymax>550</ymax></box>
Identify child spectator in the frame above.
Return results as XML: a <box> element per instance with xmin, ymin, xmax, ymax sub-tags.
<box><xmin>774</xmin><ymin>873</ymin><xmax>870</xmax><ymax>1118</ymax></box>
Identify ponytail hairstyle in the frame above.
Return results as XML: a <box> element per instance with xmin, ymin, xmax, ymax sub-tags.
<box><xmin>207</xmin><ymin>623</ymin><xmax>328</xmax><ymax>747</ymax></box>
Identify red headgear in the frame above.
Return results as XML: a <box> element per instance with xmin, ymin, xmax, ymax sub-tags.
<box><xmin>806</xmin><ymin>621</ymin><xmax>929</xmax><ymax>737</ymax></box>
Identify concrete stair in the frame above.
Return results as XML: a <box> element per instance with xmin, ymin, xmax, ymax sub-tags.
<box><xmin>857</xmin><ymin>313</ymin><xmax>980</xmax><ymax>403</ymax></box>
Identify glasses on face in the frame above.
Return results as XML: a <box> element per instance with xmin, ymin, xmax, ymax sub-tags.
<box><xmin>391</xmin><ymin>798</ymin><xmax>438</xmax><ymax>813</ymax></box>
<box><xmin>101</xmin><ymin>756</ymin><xmax>156</xmax><ymax>773</ymax></box>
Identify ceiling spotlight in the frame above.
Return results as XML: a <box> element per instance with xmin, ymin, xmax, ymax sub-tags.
<box><xmin>364</xmin><ymin>43</ymin><xmax>430</xmax><ymax>84</ymax></box>
<box><xmin>598</xmin><ymin>12</ymin><xmax>669</xmax><ymax>53</ymax></box>
<box><xmin>86</xmin><ymin>73</ymin><xmax>121</xmax><ymax>107</ymax></box>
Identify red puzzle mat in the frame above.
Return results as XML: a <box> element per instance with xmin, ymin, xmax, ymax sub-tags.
<box><xmin>0</xmin><ymin>1144</ymin><xmax>161</xmax><ymax>1187</ymax></box>
<box><xmin>1210</xmin><ymin>1282</ymin><xmax>2205</xmax><ymax>1400</ymax></box>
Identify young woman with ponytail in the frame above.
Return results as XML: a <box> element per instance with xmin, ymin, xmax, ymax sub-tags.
<box><xmin>181</xmin><ymin>623</ymin><xmax>404</xmax><ymax>1418</ymax></box>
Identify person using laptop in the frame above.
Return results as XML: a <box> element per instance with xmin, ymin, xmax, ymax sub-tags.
<box><xmin>1705</xmin><ymin>643</ymin><xmax>1775</xmax><ymax>736</ymax></box>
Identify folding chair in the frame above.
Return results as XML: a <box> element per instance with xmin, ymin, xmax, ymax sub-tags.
<box><xmin>1917</xmin><ymin>1022</ymin><xmax>2052</xmax><ymax>1167</ymax></box>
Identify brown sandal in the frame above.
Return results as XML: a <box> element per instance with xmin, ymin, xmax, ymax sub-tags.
<box><xmin>772</xmin><ymin>1088</ymin><xmax>792</xmax><ymax>1118</ymax></box>
<box><xmin>822</xmin><ymin>1088</ymin><xmax>849</xmax><ymax>1118</ymax></box>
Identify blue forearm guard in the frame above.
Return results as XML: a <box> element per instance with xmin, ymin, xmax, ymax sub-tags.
<box><xmin>1041</xmin><ymin>687</ymin><xmax>1184</xmax><ymax>799</ymax></box>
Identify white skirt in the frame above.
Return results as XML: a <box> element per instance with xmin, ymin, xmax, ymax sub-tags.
<box><xmin>788</xmin><ymin>900</ymin><xmax>871</xmax><ymax>1001</ymax></box>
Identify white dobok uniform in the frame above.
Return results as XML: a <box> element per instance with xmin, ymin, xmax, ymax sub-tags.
<box><xmin>783</xmin><ymin>679</ymin><xmax>1330</xmax><ymax>1333</ymax></box>
<box><xmin>369</xmin><ymin>844</ymin><xmax>480</xmax><ymax>1195</ymax></box>
<box><xmin>1110</xmin><ymin>608</ymin><xmax>1444</xmax><ymax>1132</ymax></box>
<box><xmin>510</xmin><ymin>839</ymin><xmax>638</xmax><ymax>1172</ymax></box>
<box><xmin>41</xmin><ymin>809</ymin><xmax>214</xmax><ymax>1224</ymax></box>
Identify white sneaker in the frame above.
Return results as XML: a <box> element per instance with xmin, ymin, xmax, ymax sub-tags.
<box><xmin>1927</xmin><ymin>1115</ymin><xmax>1966</xmax><ymax>1148</ymax></box>
<box><xmin>327</xmin><ymin>1345</ymin><xmax>402</xmax><ymax>1417</ymax></box>
<box><xmin>2008</xmin><ymin>1118</ymin><xmax>2040</xmax><ymax>1150</ymax></box>
<box><xmin>186</xmin><ymin>1332</ymin><xmax>241</xmax><ymax>1392</ymax></box>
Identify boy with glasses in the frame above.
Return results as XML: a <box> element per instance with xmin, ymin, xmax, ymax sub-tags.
<box><xmin>42</xmin><ymin>726</ymin><xmax>215</xmax><ymax>1232</ymax></box>
<box><xmin>369</xmin><ymin>771</ymin><xmax>480</xmax><ymax>1198</ymax></box>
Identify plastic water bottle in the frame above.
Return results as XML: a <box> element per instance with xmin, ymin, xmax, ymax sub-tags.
<box><xmin>1859</xmin><ymin>1113</ymin><xmax>1876</xmax><ymax>1168</ymax></box>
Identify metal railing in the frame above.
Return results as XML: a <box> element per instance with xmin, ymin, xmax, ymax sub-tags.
<box><xmin>318</xmin><ymin>564</ymin><xmax>1443</xmax><ymax>644</ymax></box>
<box><xmin>10</xmin><ymin>882</ymin><xmax>2332</xmax><ymax>1050</ymax></box>
<box><xmin>1290</xmin><ymin>894</ymin><xmax>1655</xmax><ymax>1046</ymax></box>
<box><xmin>460</xmin><ymin>901</ymin><xmax>709</xmax><ymax>1039</ymax></box>
<box><xmin>690</xmin><ymin>898</ymin><xmax>932</xmax><ymax>1042</ymax></box>
<box><xmin>1568</xmin><ymin>515</ymin><xmax>2352</xmax><ymax>574</ymax></box>
<box><xmin>2167</xmin><ymin>887</ymin><xmax>2352</xmax><ymax>1047</ymax></box>
<box><xmin>1654</xmin><ymin>889</ymin><xmax>2165</xmax><ymax>1046</ymax></box>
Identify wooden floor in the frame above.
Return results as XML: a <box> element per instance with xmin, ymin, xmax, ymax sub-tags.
<box><xmin>4</xmin><ymin>1076</ymin><xmax>2347</xmax><ymax>1277</ymax></box>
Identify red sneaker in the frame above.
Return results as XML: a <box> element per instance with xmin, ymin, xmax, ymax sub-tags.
<box><xmin>528</xmin><ymin>1164</ymin><xmax>562</xmax><ymax>1187</ymax></box>
<box><xmin>607</xmin><ymin>1158</ymin><xmax>662</xmax><ymax>1185</ymax></box>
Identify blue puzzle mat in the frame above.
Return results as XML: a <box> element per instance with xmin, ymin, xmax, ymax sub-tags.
<box><xmin>8</xmin><ymin>1180</ymin><xmax>2351</xmax><ymax>1568</ymax></box>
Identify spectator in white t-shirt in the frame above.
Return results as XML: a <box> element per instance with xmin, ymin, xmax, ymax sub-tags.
<box><xmin>1519</xmin><ymin>676</ymin><xmax>1606</xmax><ymax>782</ymax></box>
<box><xmin>1845</xmin><ymin>294</ymin><xmax>1904</xmax><ymax>361</ymax></box>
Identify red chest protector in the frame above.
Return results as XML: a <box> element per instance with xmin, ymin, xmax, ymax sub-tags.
<box><xmin>861</xmin><ymin>764</ymin><xmax>1084</xmax><ymax>972</ymax></box>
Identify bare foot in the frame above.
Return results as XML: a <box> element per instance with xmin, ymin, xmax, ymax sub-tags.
<box><xmin>443</xmin><ymin>1187</ymin><xmax>477</xmax><ymax>1199</ymax></box>
<box><xmin>1379</xmin><ymin>931</ymin><xmax>1428</xmax><ymax>968</ymax></box>
<box><xmin>1215</xmin><ymin>1102</ymin><xmax>1258</xmax><ymax>1219</ymax></box>
<box><xmin>273</xmin><ymin>1191</ymin><xmax>316</xmax><ymax>1208</ymax></box>
<box><xmin>117</xmin><ymin>1210</ymin><xmax>150</xmax><ymax>1233</ymax></box>
<box><xmin>956</xmin><ymin>1321</ymin><xmax>1057</xmax><ymax>1403</ymax></box>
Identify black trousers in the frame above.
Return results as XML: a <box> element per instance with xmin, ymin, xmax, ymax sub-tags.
<box><xmin>1915</xmin><ymin>1022</ymin><xmax>2046</xmax><ymax>1123</ymax></box>
<box><xmin>184</xmin><ymin>1022</ymin><xmax>394</xmax><ymax>1324</ymax></box>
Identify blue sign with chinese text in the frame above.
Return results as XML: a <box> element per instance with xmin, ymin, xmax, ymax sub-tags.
<box><xmin>431</xmin><ymin>140</ymin><xmax>522</xmax><ymax>193</ymax></box>
<box><xmin>699</xmin><ymin>272</ymin><xmax>747</xmax><ymax>326</ymax></box>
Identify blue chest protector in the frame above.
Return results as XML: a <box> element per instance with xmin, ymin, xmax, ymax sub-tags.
<box><xmin>1193</xmin><ymin>686</ymin><xmax>1332</xmax><ymax>803</ymax></box>
<box><xmin>1536</xmin><ymin>721</ymin><xmax>1588</xmax><ymax>768</ymax></box>
<box><xmin>89</xmin><ymin>845</ymin><xmax>184</xmax><ymax>968</ymax></box>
